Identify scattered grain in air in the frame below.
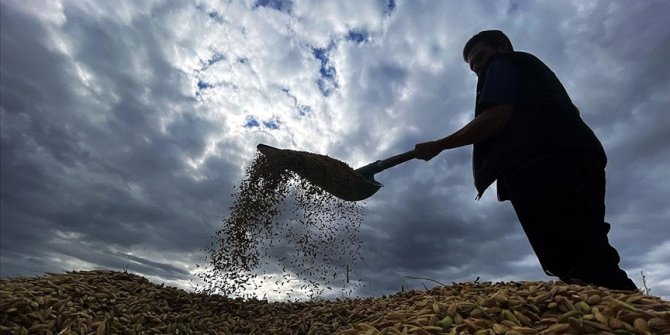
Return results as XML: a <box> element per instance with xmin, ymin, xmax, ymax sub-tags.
<box><xmin>197</xmin><ymin>150</ymin><xmax>365</xmax><ymax>299</ymax></box>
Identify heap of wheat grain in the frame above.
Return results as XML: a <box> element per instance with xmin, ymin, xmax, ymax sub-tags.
<box><xmin>2</xmin><ymin>270</ymin><xmax>669</xmax><ymax>335</ymax></box>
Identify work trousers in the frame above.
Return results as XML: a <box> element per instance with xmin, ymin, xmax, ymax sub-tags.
<box><xmin>502</xmin><ymin>150</ymin><xmax>638</xmax><ymax>291</ymax></box>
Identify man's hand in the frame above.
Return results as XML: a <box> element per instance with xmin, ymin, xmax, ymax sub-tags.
<box><xmin>414</xmin><ymin>141</ymin><xmax>443</xmax><ymax>161</ymax></box>
<box><xmin>414</xmin><ymin>104</ymin><xmax>514</xmax><ymax>162</ymax></box>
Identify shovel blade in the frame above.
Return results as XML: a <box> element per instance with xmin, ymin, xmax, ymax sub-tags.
<box><xmin>339</xmin><ymin>179</ymin><xmax>382</xmax><ymax>201</ymax></box>
<box><xmin>257</xmin><ymin>143</ymin><xmax>383</xmax><ymax>201</ymax></box>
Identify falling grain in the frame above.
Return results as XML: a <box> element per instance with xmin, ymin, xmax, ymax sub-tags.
<box><xmin>197</xmin><ymin>151</ymin><xmax>365</xmax><ymax>298</ymax></box>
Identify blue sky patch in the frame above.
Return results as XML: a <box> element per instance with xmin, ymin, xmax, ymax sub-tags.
<box><xmin>244</xmin><ymin>117</ymin><xmax>260</xmax><ymax>128</ymax></box>
<box><xmin>197</xmin><ymin>80</ymin><xmax>212</xmax><ymax>90</ymax></box>
<box><xmin>207</xmin><ymin>11</ymin><xmax>225</xmax><ymax>24</ymax></box>
<box><xmin>244</xmin><ymin>116</ymin><xmax>279</xmax><ymax>129</ymax></box>
<box><xmin>388</xmin><ymin>0</ymin><xmax>396</xmax><ymax>12</ymax></box>
<box><xmin>200</xmin><ymin>52</ymin><xmax>225</xmax><ymax>71</ymax></box>
<box><xmin>262</xmin><ymin>118</ymin><xmax>280</xmax><ymax>129</ymax></box>
<box><xmin>254</xmin><ymin>0</ymin><xmax>292</xmax><ymax>12</ymax></box>
<box><xmin>297</xmin><ymin>105</ymin><xmax>311</xmax><ymax>116</ymax></box>
<box><xmin>347</xmin><ymin>30</ymin><xmax>370</xmax><ymax>44</ymax></box>
<box><xmin>312</xmin><ymin>47</ymin><xmax>335</xmax><ymax>80</ymax></box>
<box><xmin>312</xmin><ymin>46</ymin><xmax>338</xmax><ymax>96</ymax></box>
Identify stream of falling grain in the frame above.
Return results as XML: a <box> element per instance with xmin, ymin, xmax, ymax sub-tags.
<box><xmin>197</xmin><ymin>152</ymin><xmax>365</xmax><ymax>299</ymax></box>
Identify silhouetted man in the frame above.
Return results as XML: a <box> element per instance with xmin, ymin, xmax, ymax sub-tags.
<box><xmin>414</xmin><ymin>30</ymin><xmax>637</xmax><ymax>291</ymax></box>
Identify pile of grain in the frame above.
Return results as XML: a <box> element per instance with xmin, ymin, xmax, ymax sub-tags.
<box><xmin>198</xmin><ymin>152</ymin><xmax>364</xmax><ymax>298</ymax></box>
<box><xmin>0</xmin><ymin>270</ymin><xmax>373</xmax><ymax>335</ymax></box>
<box><xmin>2</xmin><ymin>270</ymin><xmax>669</xmax><ymax>335</ymax></box>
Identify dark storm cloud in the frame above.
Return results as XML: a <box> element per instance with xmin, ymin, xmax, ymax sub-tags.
<box><xmin>1</xmin><ymin>2</ymin><xmax>229</xmax><ymax>281</ymax></box>
<box><xmin>551</xmin><ymin>3</ymin><xmax>670</xmax><ymax>287</ymax></box>
<box><xmin>350</xmin><ymin>169</ymin><xmax>536</xmax><ymax>296</ymax></box>
<box><xmin>2</xmin><ymin>1</ymin><xmax>669</xmax><ymax>299</ymax></box>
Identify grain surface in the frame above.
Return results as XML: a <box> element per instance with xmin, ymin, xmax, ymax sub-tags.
<box><xmin>2</xmin><ymin>270</ymin><xmax>669</xmax><ymax>335</ymax></box>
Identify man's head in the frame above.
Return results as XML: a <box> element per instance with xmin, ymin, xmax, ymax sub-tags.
<box><xmin>463</xmin><ymin>30</ymin><xmax>514</xmax><ymax>76</ymax></box>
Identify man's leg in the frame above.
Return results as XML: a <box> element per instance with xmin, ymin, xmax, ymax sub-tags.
<box><xmin>503</xmin><ymin>151</ymin><xmax>637</xmax><ymax>291</ymax></box>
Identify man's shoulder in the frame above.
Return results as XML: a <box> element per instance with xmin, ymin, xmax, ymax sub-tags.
<box><xmin>501</xmin><ymin>51</ymin><xmax>543</xmax><ymax>63</ymax></box>
<box><xmin>494</xmin><ymin>51</ymin><xmax>553</xmax><ymax>74</ymax></box>
<box><xmin>487</xmin><ymin>51</ymin><xmax>540</xmax><ymax>67</ymax></box>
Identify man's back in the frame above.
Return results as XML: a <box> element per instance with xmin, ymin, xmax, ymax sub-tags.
<box><xmin>472</xmin><ymin>51</ymin><xmax>606</xmax><ymax>197</ymax></box>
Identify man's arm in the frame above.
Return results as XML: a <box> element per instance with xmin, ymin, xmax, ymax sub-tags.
<box><xmin>414</xmin><ymin>104</ymin><xmax>513</xmax><ymax>160</ymax></box>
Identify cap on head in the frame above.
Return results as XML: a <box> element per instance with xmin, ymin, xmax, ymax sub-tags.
<box><xmin>463</xmin><ymin>30</ymin><xmax>514</xmax><ymax>62</ymax></box>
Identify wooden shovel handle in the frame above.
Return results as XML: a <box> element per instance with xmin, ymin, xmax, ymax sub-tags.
<box><xmin>378</xmin><ymin>149</ymin><xmax>419</xmax><ymax>171</ymax></box>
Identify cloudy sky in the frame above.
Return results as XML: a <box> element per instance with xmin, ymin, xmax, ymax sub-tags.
<box><xmin>2</xmin><ymin>0</ymin><xmax>669</xmax><ymax>300</ymax></box>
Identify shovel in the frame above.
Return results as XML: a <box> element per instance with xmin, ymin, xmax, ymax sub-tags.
<box><xmin>257</xmin><ymin>143</ymin><xmax>419</xmax><ymax>201</ymax></box>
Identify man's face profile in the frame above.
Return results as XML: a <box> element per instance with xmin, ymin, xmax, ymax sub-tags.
<box><xmin>467</xmin><ymin>42</ymin><xmax>505</xmax><ymax>77</ymax></box>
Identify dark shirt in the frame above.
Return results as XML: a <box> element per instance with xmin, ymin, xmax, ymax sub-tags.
<box><xmin>478</xmin><ymin>58</ymin><xmax>521</xmax><ymax>109</ymax></box>
<box><xmin>472</xmin><ymin>51</ymin><xmax>606</xmax><ymax>200</ymax></box>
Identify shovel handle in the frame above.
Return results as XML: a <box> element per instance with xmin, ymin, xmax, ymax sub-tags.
<box><xmin>378</xmin><ymin>149</ymin><xmax>420</xmax><ymax>171</ymax></box>
<box><xmin>356</xmin><ymin>148</ymin><xmax>420</xmax><ymax>179</ymax></box>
